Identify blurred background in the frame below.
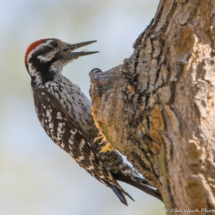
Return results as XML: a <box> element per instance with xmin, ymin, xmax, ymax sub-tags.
<box><xmin>0</xmin><ymin>0</ymin><xmax>166</xmax><ymax>214</ymax></box>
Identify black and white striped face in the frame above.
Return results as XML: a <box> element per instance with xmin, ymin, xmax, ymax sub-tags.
<box><xmin>25</xmin><ymin>39</ymin><xmax>67</xmax><ymax>88</ymax></box>
<box><xmin>25</xmin><ymin>39</ymin><xmax>98</xmax><ymax>89</ymax></box>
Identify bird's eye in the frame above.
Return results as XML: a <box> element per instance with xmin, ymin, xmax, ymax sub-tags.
<box><xmin>50</xmin><ymin>41</ymin><xmax>58</xmax><ymax>48</ymax></box>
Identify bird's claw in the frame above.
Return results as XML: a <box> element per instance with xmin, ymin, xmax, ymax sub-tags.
<box><xmin>89</xmin><ymin>68</ymin><xmax>102</xmax><ymax>75</ymax></box>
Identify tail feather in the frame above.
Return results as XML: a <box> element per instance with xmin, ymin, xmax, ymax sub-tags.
<box><xmin>124</xmin><ymin>191</ymin><xmax>135</xmax><ymax>202</ymax></box>
<box><xmin>112</xmin><ymin>172</ymin><xmax>163</xmax><ymax>202</ymax></box>
<box><xmin>106</xmin><ymin>182</ymin><xmax>128</xmax><ymax>206</ymax></box>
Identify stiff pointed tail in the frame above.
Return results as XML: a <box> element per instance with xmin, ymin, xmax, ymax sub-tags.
<box><xmin>106</xmin><ymin>181</ymin><xmax>134</xmax><ymax>206</ymax></box>
<box><xmin>112</xmin><ymin>172</ymin><xmax>163</xmax><ymax>202</ymax></box>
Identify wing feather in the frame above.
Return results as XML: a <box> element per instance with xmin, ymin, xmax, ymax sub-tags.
<box><xmin>33</xmin><ymin>88</ymin><xmax>131</xmax><ymax>205</ymax></box>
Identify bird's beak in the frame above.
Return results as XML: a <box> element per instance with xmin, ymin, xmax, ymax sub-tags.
<box><xmin>63</xmin><ymin>40</ymin><xmax>99</xmax><ymax>57</ymax></box>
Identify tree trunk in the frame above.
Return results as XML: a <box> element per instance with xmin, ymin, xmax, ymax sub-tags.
<box><xmin>89</xmin><ymin>0</ymin><xmax>215</xmax><ymax>214</ymax></box>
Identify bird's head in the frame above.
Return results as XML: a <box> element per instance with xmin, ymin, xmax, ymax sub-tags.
<box><xmin>25</xmin><ymin>38</ymin><xmax>98</xmax><ymax>88</ymax></box>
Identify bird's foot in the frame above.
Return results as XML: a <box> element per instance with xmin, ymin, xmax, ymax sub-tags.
<box><xmin>89</xmin><ymin>68</ymin><xmax>102</xmax><ymax>75</ymax></box>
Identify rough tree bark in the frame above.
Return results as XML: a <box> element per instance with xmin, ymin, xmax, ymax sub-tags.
<box><xmin>89</xmin><ymin>0</ymin><xmax>215</xmax><ymax>214</ymax></box>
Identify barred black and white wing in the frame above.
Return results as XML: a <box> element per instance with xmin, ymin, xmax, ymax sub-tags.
<box><xmin>33</xmin><ymin>88</ymin><xmax>133</xmax><ymax>205</ymax></box>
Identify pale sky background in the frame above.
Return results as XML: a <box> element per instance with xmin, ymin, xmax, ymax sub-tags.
<box><xmin>0</xmin><ymin>0</ymin><xmax>166</xmax><ymax>214</ymax></box>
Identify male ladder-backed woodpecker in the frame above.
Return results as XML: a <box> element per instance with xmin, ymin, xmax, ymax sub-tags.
<box><xmin>25</xmin><ymin>38</ymin><xmax>163</xmax><ymax>205</ymax></box>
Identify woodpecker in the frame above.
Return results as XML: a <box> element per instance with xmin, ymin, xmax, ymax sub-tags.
<box><xmin>25</xmin><ymin>38</ymin><xmax>163</xmax><ymax>205</ymax></box>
